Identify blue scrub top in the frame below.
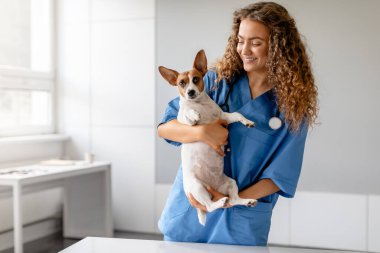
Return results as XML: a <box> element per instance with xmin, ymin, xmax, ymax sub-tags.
<box><xmin>158</xmin><ymin>70</ymin><xmax>308</xmax><ymax>246</ymax></box>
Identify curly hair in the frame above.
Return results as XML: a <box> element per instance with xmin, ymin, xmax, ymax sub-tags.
<box><xmin>214</xmin><ymin>2</ymin><xmax>318</xmax><ymax>132</ymax></box>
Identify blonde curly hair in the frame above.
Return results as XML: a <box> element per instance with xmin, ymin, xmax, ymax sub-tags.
<box><xmin>214</xmin><ymin>2</ymin><xmax>318</xmax><ymax>132</ymax></box>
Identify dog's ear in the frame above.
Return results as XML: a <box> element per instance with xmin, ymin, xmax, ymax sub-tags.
<box><xmin>193</xmin><ymin>49</ymin><xmax>208</xmax><ymax>76</ymax></box>
<box><xmin>158</xmin><ymin>66</ymin><xmax>179</xmax><ymax>86</ymax></box>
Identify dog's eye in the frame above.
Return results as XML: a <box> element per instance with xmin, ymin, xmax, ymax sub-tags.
<box><xmin>179</xmin><ymin>80</ymin><xmax>186</xmax><ymax>87</ymax></box>
<box><xmin>193</xmin><ymin>77</ymin><xmax>199</xmax><ymax>84</ymax></box>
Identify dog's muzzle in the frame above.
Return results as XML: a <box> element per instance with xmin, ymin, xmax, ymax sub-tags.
<box><xmin>187</xmin><ymin>89</ymin><xmax>196</xmax><ymax>99</ymax></box>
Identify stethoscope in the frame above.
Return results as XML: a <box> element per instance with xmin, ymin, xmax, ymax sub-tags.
<box><xmin>219</xmin><ymin>82</ymin><xmax>282</xmax><ymax>130</ymax></box>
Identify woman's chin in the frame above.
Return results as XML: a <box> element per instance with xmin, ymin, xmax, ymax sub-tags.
<box><xmin>243</xmin><ymin>65</ymin><xmax>256</xmax><ymax>73</ymax></box>
<box><xmin>243</xmin><ymin>64</ymin><xmax>266</xmax><ymax>73</ymax></box>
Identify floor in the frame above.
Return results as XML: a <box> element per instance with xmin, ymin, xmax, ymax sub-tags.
<box><xmin>0</xmin><ymin>231</ymin><xmax>164</xmax><ymax>253</ymax></box>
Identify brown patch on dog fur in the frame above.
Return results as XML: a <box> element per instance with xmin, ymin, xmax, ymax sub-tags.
<box><xmin>189</xmin><ymin>69</ymin><xmax>205</xmax><ymax>92</ymax></box>
<box><xmin>176</xmin><ymin>72</ymin><xmax>189</xmax><ymax>97</ymax></box>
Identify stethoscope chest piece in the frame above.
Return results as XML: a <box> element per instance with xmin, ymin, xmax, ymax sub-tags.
<box><xmin>269</xmin><ymin>116</ymin><xmax>282</xmax><ymax>130</ymax></box>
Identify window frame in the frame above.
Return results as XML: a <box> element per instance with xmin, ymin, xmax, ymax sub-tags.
<box><xmin>0</xmin><ymin>0</ymin><xmax>56</xmax><ymax>137</ymax></box>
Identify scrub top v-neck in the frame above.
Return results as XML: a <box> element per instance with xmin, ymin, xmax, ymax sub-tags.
<box><xmin>157</xmin><ymin>70</ymin><xmax>308</xmax><ymax>246</ymax></box>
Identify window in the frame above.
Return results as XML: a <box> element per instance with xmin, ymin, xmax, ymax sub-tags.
<box><xmin>0</xmin><ymin>0</ymin><xmax>55</xmax><ymax>137</ymax></box>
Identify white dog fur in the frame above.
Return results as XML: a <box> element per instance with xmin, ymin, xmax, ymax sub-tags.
<box><xmin>159</xmin><ymin>50</ymin><xmax>257</xmax><ymax>225</ymax></box>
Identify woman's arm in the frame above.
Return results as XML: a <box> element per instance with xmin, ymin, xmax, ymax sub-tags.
<box><xmin>157</xmin><ymin>119</ymin><xmax>229</xmax><ymax>156</ymax></box>
<box><xmin>239</xmin><ymin>179</ymin><xmax>279</xmax><ymax>199</ymax></box>
<box><xmin>157</xmin><ymin>119</ymin><xmax>201</xmax><ymax>143</ymax></box>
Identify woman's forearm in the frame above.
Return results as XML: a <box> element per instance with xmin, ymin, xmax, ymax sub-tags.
<box><xmin>158</xmin><ymin>119</ymin><xmax>228</xmax><ymax>157</ymax></box>
<box><xmin>157</xmin><ymin>119</ymin><xmax>202</xmax><ymax>144</ymax></box>
<box><xmin>239</xmin><ymin>179</ymin><xmax>280</xmax><ymax>200</ymax></box>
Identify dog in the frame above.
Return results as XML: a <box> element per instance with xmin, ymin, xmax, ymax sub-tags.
<box><xmin>159</xmin><ymin>49</ymin><xmax>257</xmax><ymax>225</ymax></box>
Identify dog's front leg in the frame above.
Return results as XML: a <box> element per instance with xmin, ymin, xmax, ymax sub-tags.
<box><xmin>220</xmin><ymin>112</ymin><xmax>255</xmax><ymax>128</ymax></box>
<box><xmin>184</xmin><ymin>109</ymin><xmax>201</xmax><ymax>126</ymax></box>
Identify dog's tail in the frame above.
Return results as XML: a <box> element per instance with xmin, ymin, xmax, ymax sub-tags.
<box><xmin>197</xmin><ymin>208</ymin><xmax>207</xmax><ymax>226</ymax></box>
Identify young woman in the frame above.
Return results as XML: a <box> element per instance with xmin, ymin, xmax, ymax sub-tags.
<box><xmin>157</xmin><ymin>2</ymin><xmax>318</xmax><ymax>246</ymax></box>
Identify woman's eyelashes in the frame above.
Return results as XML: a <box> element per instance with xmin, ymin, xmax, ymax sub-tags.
<box><xmin>237</xmin><ymin>39</ymin><xmax>262</xmax><ymax>47</ymax></box>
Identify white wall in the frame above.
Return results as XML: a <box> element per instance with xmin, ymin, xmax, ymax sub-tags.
<box><xmin>57</xmin><ymin>0</ymin><xmax>156</xmax><ymax>233</ymax></box>
<box><xmin>290</xmin><ymin>0</ymin><xmax>380</xmax><ymax>195</ymax></box>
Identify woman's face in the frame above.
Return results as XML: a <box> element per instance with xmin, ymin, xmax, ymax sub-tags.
<box><xmin>237</xmin><ymin>19</ymin><xmax>269</xmax><ymax>74</ymax></box>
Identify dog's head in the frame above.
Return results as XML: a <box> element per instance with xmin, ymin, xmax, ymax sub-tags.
<box><xmin>158</xmin><ymin>49</ymin><xmax>208</xmax><ymax>101</ymax></box>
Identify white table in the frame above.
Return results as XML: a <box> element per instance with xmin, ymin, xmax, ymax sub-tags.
<box><xmin>0</xmin><ymin>161</ymin><xmax>113</xmax><ymax>253</ymax></box>
<box><xmin>60</xmin><ymin>237</ymin><xmax>361</xmax><ymax>253</ymax></box>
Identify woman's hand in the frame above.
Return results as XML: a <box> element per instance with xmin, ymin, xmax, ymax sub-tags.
<box><xmin>186</xmin><ymin>186</ymin><xmax>232</xmax><ymax>212</ymax></box>
<box><xmin>197</xmin><ymin>119</ymin><xmax>229</xmax><ymax>156</ymax></box>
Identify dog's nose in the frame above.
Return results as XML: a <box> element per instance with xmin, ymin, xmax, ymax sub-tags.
<box><xmin>187</xmin><ymin>90</ymin><xmax>196</xmax><ymax>97</ymax></box>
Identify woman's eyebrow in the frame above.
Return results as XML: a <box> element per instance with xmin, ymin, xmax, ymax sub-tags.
<box><xmin>238</xmin><ymin>35</ymin><xmax>264</xmax><ymax>40</ymax></box>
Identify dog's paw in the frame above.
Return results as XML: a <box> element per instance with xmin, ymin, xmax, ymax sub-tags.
<box><xmin>245</xmin><ymin>121</ymin><xmax>255</xmax><ymax>128</ymax></box>
<box><xmin>220</xmin><ymin>197</ymin><xmax>229</xmax><ymax>207</ymax></box>
<box><xmin>246</xmin><ymin>199</ymin><xmax>257</xmax><ymax>207</ymax></box>
<box><xmin>209</xmin><ymin>197</ymin><xmax>229</xmax><ymax>211</ymax></box>
<box><xmin>186</xmin><ymin>110</ymin><xmax>201</xmax><ymax>125</ymax></box>
<box><xmin>215</xmin><ymin>197</ymin><xmax>229</xmax><ymax>209</ymax></box>
<box><xmin>243</xmin><ymin>120</ymin><xmax>255</xmax><ymax>128</ymax></box>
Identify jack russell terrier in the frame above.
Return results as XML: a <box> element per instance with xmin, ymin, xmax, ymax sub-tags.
<box><xmin>159</xmin><ymin>49</ymin><xmax>257</xmax><ymax>225</ymax></box>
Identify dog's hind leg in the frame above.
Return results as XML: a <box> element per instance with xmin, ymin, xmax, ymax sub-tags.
<box><xmin>189</xmin><ymin>179</ymin><xmax>228</xmax><ymax>225</ymax></box>
<box><xmin>223</xmin><ymin>177</ymin><xmax>257</xmax><ymax>207</ymax></box>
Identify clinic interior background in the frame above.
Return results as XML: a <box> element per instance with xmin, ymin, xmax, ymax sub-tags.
<box><xmin>0</xmin><ymin>0</ymin><xmax>379</xmax><ymax>252</ymax></box>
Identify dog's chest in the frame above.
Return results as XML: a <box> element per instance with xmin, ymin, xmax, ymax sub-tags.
<box><xmin>179</xmin><ymin>97</ymin><xmax>221</xmax><ymax>125</ymax></box>
<box><xmin>193</xmin><ymin>103</ymin><xmax>220</xmax><ymax>124</ymax></box>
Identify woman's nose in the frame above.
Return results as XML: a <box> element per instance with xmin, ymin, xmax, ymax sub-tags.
<box><xmin>241</xmin><ymin>42</ymin><xmax>251</xmax><ymax>55</ymax></box>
